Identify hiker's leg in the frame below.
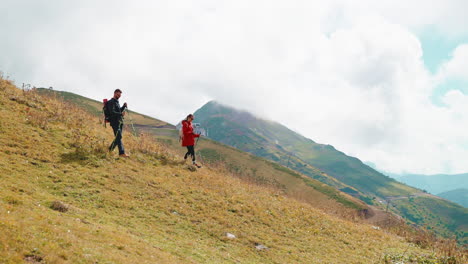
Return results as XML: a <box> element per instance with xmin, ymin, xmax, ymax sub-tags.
<box><xmin>188</xmin><ymin>145</ymin><xmax>196</xmax><ymax>162</ymax></box>
<box><xmin>185</xmin><ymin>147</ymin><xmax>191</xmax><ymax>160</ymax></box>
<box><xmin>189</xmin><ymin>146</ymin><xmax>200</xmax><ymax>167</ymax></box>
<box><xmin>116</xmin><ymin>123</ymin><xmax>125</xmax><ymax>155</ymax></box>
<box><xmin>109</xmin><ymin>123</ymin><xmax>119</xmax><ymax>151</ymax></box>
<box><xmin>109</xmin><ymin>122</ymin><xmax>125</xmax><ymax>154</ymax></box>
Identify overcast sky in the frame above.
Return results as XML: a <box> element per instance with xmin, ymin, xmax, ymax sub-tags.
<box><xmin>1</xmin><ymin>0</ymin><xmax>468</xmax><ymax>175</ymax></box>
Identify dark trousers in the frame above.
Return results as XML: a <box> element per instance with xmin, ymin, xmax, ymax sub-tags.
<box><xmin>185</xmin><ymin>145</ymin><xmax>196</xmax><ymax>162</ymax></box>
<box><xmin>109</xmin><ymin>122</ymin><xmax>125</xmax><ymax>155</ymax></box>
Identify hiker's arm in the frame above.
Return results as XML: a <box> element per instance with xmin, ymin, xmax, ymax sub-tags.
<box><xmin>120</xmin><ymin>102</ymin><xmax>127</xmax><ymax>112</ymax></box>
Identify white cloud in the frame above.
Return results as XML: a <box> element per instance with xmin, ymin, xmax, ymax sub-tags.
<box><xmin>0</xmin><ymin>0</ymin><xmax>467</xmax><ymax>174</ymax></box>
<box><xmin>436</xmin><ymin>44</ymin><xmax>468</xmax><ymax>81</ymax></box>
<box><xmin>339</xmin><ymin>0</ymin><xmax>468</xmax><ymax>39</ymax></box>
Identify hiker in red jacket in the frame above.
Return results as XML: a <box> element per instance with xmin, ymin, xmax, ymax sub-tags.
<box><xmin>181</xmin><ymin>114</ymin><xmax>201</xmax><ymax>168</ymax></box>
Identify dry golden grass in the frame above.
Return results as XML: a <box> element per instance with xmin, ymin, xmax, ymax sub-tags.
<box><xmin>0</xmin><ymin>77</ymin><xmax>465</xmax><ymax>263</ymax></box>
<box><xmin>146</xmin><ymin>132</ymin><xmax>369</xmax><ymax>221</ymax></box>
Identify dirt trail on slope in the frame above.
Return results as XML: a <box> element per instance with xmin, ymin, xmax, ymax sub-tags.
<box><xmin>384</xmin><ymin>192</ymin><xmax>435</xmax><ymax>201</ymax></box>
<box><xmin>364</xmin><ymin>205</ymin><xmax>402</xmax><ymax>227</ymax></box>
<box><xmin>363</xmin><ymin>192</ymin><xmax>439</xmax><ymax>227</ymax></box>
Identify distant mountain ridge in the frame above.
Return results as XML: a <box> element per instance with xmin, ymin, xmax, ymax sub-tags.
<box><xmin>194</xmin><ymin>101</ymin><xmax>417</xmax><ymax>200</ymax></box>
<box><xmin>390</xmin><ymin>173</ymin><xmax>468</xmax><ymax>195</ymax></box>
<box><xmin>193</xmin><ymin>100</ymin><xmax>468</xmax><ymax>243</ymax></box>
<box><xmin>438</xmin><ymin>189</ymin><xmax>468</xmax><ymax>208</ymax></box>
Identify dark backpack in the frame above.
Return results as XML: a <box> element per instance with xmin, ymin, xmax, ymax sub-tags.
<box><xmin>103</xmin><ymin>99</ymin><xmax>111</xmax><ymax>124</ymax></box>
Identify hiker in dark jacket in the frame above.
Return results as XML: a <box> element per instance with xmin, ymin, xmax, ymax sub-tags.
<box><xmin>181</xmin><ymin>114</ymin><xmax>201</xmax><ymax>168</ymax></box>
<box><xmin>108</xmin><ymin>89</ymin><xmax>129</xmax><ymax>157</ymax></box>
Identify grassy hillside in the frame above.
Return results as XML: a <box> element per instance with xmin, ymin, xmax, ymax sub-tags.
<box><xmin>4</xmin><ymin>79</ymin><xmax>462</xmax><ymax>262</ymax></box>
<box><xmin>390</xmin><ymin>196</ymin><xmax>468</xmax><ymax>245</ymax></box>
<box><xmin>141</xmin><ymin>128</ymin><xmax>367</xmax><ymax>219</ymax></box>
<box><xmin>193</xmin><ymin>101</ymin><xmax>468</xmax><ymax>244</ymax></box>
<box><xmin>32</xmin><ymin>88</ymin><xmax>468</xmax><ymax>246</ymax></box>
<box><xmin>36</xmin><ymin>88</ymin><xmax>370</xmax><ymax>221</ymax></box>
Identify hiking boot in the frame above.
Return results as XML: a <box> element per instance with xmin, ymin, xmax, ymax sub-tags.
<box><xmin>119</xmin><ymin>153</ymin><xmax>130</xmax><ymax>158</ymax></box>
<box><xmin>193</xmin><ymin>163</ymin><xmax>202</xmax><ymax>168</ymax></box>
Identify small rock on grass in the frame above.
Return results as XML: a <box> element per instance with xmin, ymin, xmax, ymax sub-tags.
<box><xmin>24</xmin><ymin>252</ymin><xmax>43</xmax><ymax>263</ymax></box>
<box><xmin>50</xmin><ymin>201</ymin><xmax>69</xmax><ymax>212</ymax></box>
<box><xmin>255</xmin><ymin>243</ymin><xmax>268</xmax><ymax>251</ymax></box>
<box><xmin>226</xmin><ymin>233</ymin><xmax>236</xmax><ymax>239</ymax></box>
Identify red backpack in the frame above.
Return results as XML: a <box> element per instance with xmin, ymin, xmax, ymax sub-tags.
<box><xmin>102</xmin><ymin>99</ymin><xmax>110</xmax><ymax>126</ymax></box>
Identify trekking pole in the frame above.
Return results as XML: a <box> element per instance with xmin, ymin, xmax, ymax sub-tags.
<box><xmin>196</xmin><ymin>138</ymin><xmax>204</xmax><ymax>164</ymax></box>
<box><xmin>125</xmin><ymin>108</ymin><xmax>138</xmax><ymax>137</ymax></box>
<box><xmin>195</xmin><ymin>126</ymin><xmax>202</xmax><ymax>145</ymax></box>
<box><xmin>197</xmin><ymin>150</ymin><xmax>205</xmax><ymax>165</ymax></box>
<box><xmin>195</xmin><ymin>136</ymin><xmax>205</xmax><ymax>164</ymax></box>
